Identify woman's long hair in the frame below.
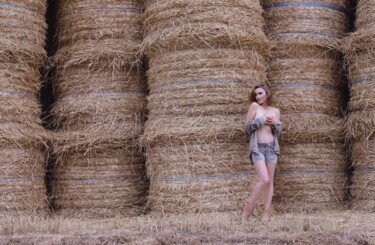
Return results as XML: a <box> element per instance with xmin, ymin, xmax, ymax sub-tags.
<box><xmin>248</xmin><ymin>83</ymin><xmax>273</xmax><ymax>105</ymax></box>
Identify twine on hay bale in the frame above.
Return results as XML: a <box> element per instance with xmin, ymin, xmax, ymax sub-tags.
<box><xmin>56</xmin><ymin>0</ymin><xmax>143</xmax><ymax>66</ymax></box>
<box><xmin>355</xmin><ymin>0</ymin><xmax>375</xmax><ymax>33</ymax></box>
<box><xmin>146</xmin><ymin>49</ymin><xmax>267</xmax><ymax>117</ymax></box>
<box><xmin>262</xmin><ymin>0</ymin><xmax>351</xmax><ymax>49</ymax></box>
<box><xmin>51</xmin><ymin>144</ymin><xmax>147</xmax><ymax>218</ymax></box>
<box><xmin>141</xmin><ymin>0</ymin><xmax>269</xmax><ymax>56</ymax></box>
<box><xmin>0</xmin><ymin>0</ymin><xmax>47</xmax><ymax>64</ymax></box>
<box><xmin>278</xmin><ymin>142</ymin><xmax>346</xmax><ymax>172</ymax></box>
<box><xmin>350</xmin><ymin>139</ymin><xmax>375</xmax><ymax>211</ymax></box>
<box><xmin>52</xmin><ymin>65</ymin><xmax>147</xmax><ymax>131</ymax></box>
<box><xmin>274</xmin><ymin>169</ymin><xmax>347</xmax><ymax>212</ymax></box>
<box><xmin>343</xmin><ymin>32</ymin><xmax>375</xmax><ymax>140</ymax></box>
<box><xmin>148</xmin><ymin>171</ymin><xmax>257</xmax><ymax>213</ymax></box>
<box><xmin>0</xmin><ymin>145</ymin><xmax>47</xmax><ymax>215</ymax></box>
<box><xmin>146</xmin><ymin>139</ymin><xmax>249</xmax><ymax>181</ymax></box>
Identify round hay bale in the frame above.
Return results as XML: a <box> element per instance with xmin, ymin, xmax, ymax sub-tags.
<box><xmin>51</xmin><ymin>145</ymin><xmax>147</xmax><ymax>218</ymax></box>
<box><xmin>278</xmin><ymin>143</ymin><xmax>346</xmax><ymax>171</ymax></box>
<box><xmin>52</xmin><ymin>67</ymin><xmax>147</xmax><ymax>135</ymax></box>
<box><xmin>355</xmin><ymin>0</ymin><xmax>375</xmax><ymax>33</ymax></box>
<box><xmin>145</xmin><ymin>49</ymin><xmax>266</xmax><ymax>118</ymax></box>
<box><xmin>0</xmin><ymin>143</ymin><xmax>47</xmax><ymax>215</ymax></box>
<box><xmin>148</xmin><ymin>169</ymin><xmax>257</xmax><ymax>213</ymax></box>
<box><xmin>343</xmin><ymin>32</ymin><xmax>375</xmax><ymax>139</ymax></box>
<box><xmin>262</xmin><ymin>0</ymin><xmax>351</xmax><ymax>49</ymax></box>
<box><xmin>350</xmin><ymin>139</ymin><xmax>375</xmax><ymax>211</ymax></box>
<box><xmin>56</xmin><ymin>0</ymin><xmax>143</xmax><ymax>65</ymax></box>
<box><xmin>268</xmin><ymin>44</ymin><xmax>345</xmax><ymax>144</ymax></box>
<box><xmin>274</xmin><ymin>170</ymin><xmax>347</xmax><ymax>212</ymax></box>
<box><xmin>142</xmin><ymin>0</ymin><xmax>269</xmax><ymax>56</ymax></box>
<box><xmin>0</xmin><ymin>0</ymin><xmax>47</xmax><ymax>64</ymax></box>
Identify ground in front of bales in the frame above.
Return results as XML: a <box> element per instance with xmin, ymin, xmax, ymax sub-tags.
<box><xmin>0</xmin><ymin>210</ymin><xmax>374</xmax><ymax>244</ymax></box>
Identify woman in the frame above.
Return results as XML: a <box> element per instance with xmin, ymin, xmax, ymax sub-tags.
<box><xmin>241</xmin><ymin>84</ymin><xmax>282</xmax><ymax>222</ymax></box>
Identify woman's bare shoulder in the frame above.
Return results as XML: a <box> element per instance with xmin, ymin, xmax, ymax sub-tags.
<box><xmin>270</xmin><ymin>106</ymin><xmax>280</xmax><ymax>115</ymax></box>
<box><xmin>249</xmin><ymin>102</ymin><xmax>260</xmax><ymax>109</ymax></box>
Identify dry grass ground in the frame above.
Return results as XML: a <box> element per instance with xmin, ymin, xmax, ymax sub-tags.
<box><xmin>0</xmin><ymin>210</ymin><xmax>373</xmax><ymax>244</ymax></box>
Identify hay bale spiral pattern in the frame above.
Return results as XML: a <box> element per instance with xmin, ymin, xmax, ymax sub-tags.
<box><xmin>0</xmin><ymin>0</ymin><xmax>48</xmax><ymax>215</ymax></box>
<box><xmin>51</xmin><ymin>0</ymin><xmax>148</xmax><ymax>218</ymax></box>
<box><xmin>142</xmin><ymin>0</ymin><xmax>269</xmax><ymax>213</ymax></box>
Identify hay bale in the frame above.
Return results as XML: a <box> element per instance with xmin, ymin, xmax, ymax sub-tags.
<box><xmin>355</xmin><ymin>0</ymin><xmax>375</xmax><ymax>33</ymax></box>
<box><xmin>278</xmin><ymin>143</ymin><xmax>346</xmax><ymax>172</ymax></box>
<box><xmin>262</xmin><ymin>0</ymin><xmax>351</xmax><ymax>49</ymax></box>
<box><xmin>268</xmin><ymin>44</ymin><xmax>345</xmax><ymax>144</ymax></box>
<box><xmin>0</xmin><ymin>0</ymin><xmax>47</xmax><ymax>64</ymax></box>
<box><xmin>141</xmin><ymin>48</ymin><xmax>266</xmax><ymax>213</ymax></box>
<box><xmin>274</xmin><ymin>170</ymin><xmax>347</xmax><ymax>212</ymax></box>
<box><xmin>350</xmin><ymin>139</ymin><xmax>375</xmax><ymax>211</ymax></box>
<box><xmin>52</xmin><ymin>67</ymin><xmax>147</xmax><ymax>131</ymax></box>
<box><xmin>343</xmin><ymin>32</ymin><xmax>375</xmax><ymax>140</ymax></box>
<box><xmin>142</xmin><ymin>0</ymin><xmax>269</xmax><ymax>56</ymax></box>
<box><xmin>274</xmin><ymin>143</ymin><xmax>347</xmax><ymax>212</ymax></box>
<box><xmin>0</xmin><ymin>142</ymin><xmax>47</xmax><ymax>215</ymax></box>
<box><xmin>56</xmin><ymin>0</ymin><xmax>143</xmax><ymax>66</ymax></box>
<box><xmin>51</xmin><ymin>143</ymin><xmax>147</xmax><ymax>218</ymax></box>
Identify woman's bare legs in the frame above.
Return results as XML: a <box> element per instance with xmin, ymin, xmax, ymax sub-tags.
<box><xmin>261</xmin><ymin>163</ymin><xmax>276</xmax><ymax>221</ymax></box>
<box><xmin>241</xmin><ymin>161</ymin><xmax>270</xmax><ymax>221</ymax></box>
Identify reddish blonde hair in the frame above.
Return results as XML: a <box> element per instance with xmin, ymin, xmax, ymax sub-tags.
<box><xmin>248</xmin><ymin>83</ymin><xmax>273</xmax><ymax>105</ymax></box>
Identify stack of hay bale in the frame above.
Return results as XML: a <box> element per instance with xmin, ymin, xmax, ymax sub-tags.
<box><xmin>344</xmin><ymin>0</ymin><xmax>375</xmax><ymax>211</ymax></box>
<box><xmin>51</xmin><ymin>0</ymin><xmax>148</xmax><ymax>217</ymax></box>
<box><xmin>141</xmin><ymin>0</ymin><xmax>269</xmax><ymax>213</ymax></box>
<box><xmin>0</xmin><ymin>1</ymin><xmax>48</xmax><ymax>215</ymax></box>
<box><xmin>262</xmin><ymin>0</ymin><xmax>351</xmax><ymax>212</ymax></box>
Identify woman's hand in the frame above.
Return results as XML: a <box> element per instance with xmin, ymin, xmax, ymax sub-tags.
<box><xmin>265</xmin><ymin>114</ymin><xmax>277</xmax><ymax>125</ymax></box>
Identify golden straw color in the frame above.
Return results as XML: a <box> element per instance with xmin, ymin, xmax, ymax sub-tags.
<box><xmin>262</xmin><ymin>0</ymin><xmax>351</xmax><ymax>49</ymax></box>
<box><xmin>141</xmin><ymin>0</ymin><xmax>269</xmax><ymax>56</ymax></box>
<box><xmin>56</xmin><ymin>0</ymin><xmax>143</xmax><ymax>66</ymax></box>
<box><xmin>51</xmin><ymin>146</ymin><xmax>147</xmax><ymax>218</ymax></box>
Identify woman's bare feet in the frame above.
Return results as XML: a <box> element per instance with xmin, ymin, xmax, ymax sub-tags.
<box><xmin>241</xmin><ymin>202</ymin><xmax>254</xmax><ymax>221</ymax></box>
<box><xmin>261</xmin><ymin>209</ymin><xmax>270</xmax><ymax>222</ymax></box>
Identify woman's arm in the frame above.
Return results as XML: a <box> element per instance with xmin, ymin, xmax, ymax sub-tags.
<box><xmin>244</xmin><ymin>102</ymin><xmax>264</xmax><ymax>137</ymax></box>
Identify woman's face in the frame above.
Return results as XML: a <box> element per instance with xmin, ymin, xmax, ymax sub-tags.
<box><xmin>254</xmin><ymin>87</ymin><xmax>268</xmax><ymax>105</ymax></box>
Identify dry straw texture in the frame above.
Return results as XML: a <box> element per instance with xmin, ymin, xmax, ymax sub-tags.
<box><xmin>0</xmin><ymin>0</ymin><xmax>47</xmax><ymax>64</ymax></box>
<box><xmin>344</xmin><ymin>32</ymin><xmax>375</xmax><ymax>140</ymax></box>
<box><xmin>274</xmin><ymin>143</ymin><xmax>347</xmax><ymax>212</ymax></box>
<box><xmin>51</xmin><ymin>0</ymin><xmax>148</xmax><ymax>217</ymax></box>
<box><xmin>350</xmin><ymin>139</ymin><xmax>375</xmax><ymax>211</ymax></box>
<box><xmin>51</xmin><ymin>146</ymin><xmax>147</xmax><ymax>218</ymax></box>
<box><xmin>141</xmin><ymin>50</ymin><xmax>264</xmax><ymax>213</ymax></box>
<box><xmin>262</xmin><ymin>0</ymin><xmax>351</xmax><ymax>49</ymax></box>
<box><xmin>56</xmin><ymin>0</ymin><xmax>143</xmax><ymax>66</ymax></box>
<box><xmin>268</xmin><ymin>44</ymin><xmax>345</xmax><ymax>144</ymax></box>
<box><xmin>0</xmin><ymin>1</ymin><xmax>48</xmax><ymax>215</ymax></box>
<box><xmin>355</xmin><ymin>0</ymin><xmax>375</xmax><ymax>33</ymax></box>
<box><xmin>0</xmin><ymin>145</ymin><xmax>47</xmax><ymax>215</ymax></box>
<box><xmin>141</xmin><ymin>0</ymin><xmax>269</xmax><ymax>56</ymax></box>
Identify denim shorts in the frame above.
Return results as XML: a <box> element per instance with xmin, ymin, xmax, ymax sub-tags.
<box><xmin>251</xmin><ymin>142</ymin><xmax>278</xmax><ymax>164</ymax></box>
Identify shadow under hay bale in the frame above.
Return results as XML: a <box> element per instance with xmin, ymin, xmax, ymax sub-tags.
<box><xmin>51</xmin><ymin>144</ymin><xmax>147</xmax><ymax>218</ymax></box>
<box><xmin>262</xmin><ymin>0</ymin><xmax>351</xmax><ymax>49</ymax></box>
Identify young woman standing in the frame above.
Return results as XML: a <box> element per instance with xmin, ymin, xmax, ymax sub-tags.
<box><xmin>241</xmin><ymin>84</ymin><xmax>282</xmax><ymax>222</ymax></box>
